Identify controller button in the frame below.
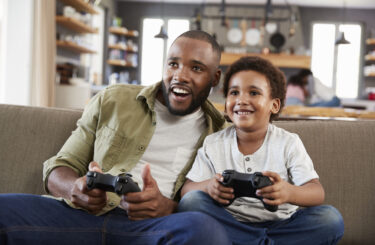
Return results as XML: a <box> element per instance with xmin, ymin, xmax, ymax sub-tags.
<box><xmin>245</xmin><ymin>157</ymin><xmax>250</xmax><ymax>161</ymax></box>
<box><xmin>247</xmin><ymin>167</ymin><xmax>252</xmax><ymax>172</ymax></box>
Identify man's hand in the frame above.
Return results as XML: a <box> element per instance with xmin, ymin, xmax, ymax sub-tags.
<box><xmin>70</xmin><ymin>162</ymin><xmax>107</xmax><ymax>214</ymax></box>
<box><xmin>206</xmin><ymin>174</ymin><xmax>234</xmax><ymax>205</ymax></box>
<box><xmin>120</xmin><ymin>163</ymin><xmax>177</xmax><ymax>220</ymax></box>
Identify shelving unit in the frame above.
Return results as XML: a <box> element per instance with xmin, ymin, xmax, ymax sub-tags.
<box><xmin>56</xmin><ymin>16</ymin><xmax>98</xmax><ymax>33</ymax></box>
<box><xmin>55</xmin><ymin>0</ymin><xmax>99</xmax><ymax>109</ymax></box>
<box><xmin>59</xmin><ymin>0</ymin><xmax>98</xmax><ymax>14</ymax></box>
<box><xmin>220</xmin><ymin>52</ymin><xmax>311</xmax><ymax>69</ymax></box>
<box><xmin>106</xmin><ymin>25</ymin><xmax>139</xmax><ymax>84</ymax></box>
<box><xmin>364</xmin><ymin>38</ymin><xmax>375</xmax><ymax>78</ymax></box>
<box><xmin>56</xmin><ymin>40</ymin><xmax>96</xmax><ymax>54</ymax></box>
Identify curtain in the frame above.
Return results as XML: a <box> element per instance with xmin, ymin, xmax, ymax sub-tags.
<box><xmin>30</xmin><ymin>0</ymin><xmax>55</xmax><ymax>107</ymax></box>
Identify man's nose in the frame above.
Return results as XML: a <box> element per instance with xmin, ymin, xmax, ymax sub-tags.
<box><xmin>173</xmin><ymin>66</ymin><xmax>190</xmax><ymax>83</ymax></box>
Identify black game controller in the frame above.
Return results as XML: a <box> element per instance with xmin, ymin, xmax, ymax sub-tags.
<box><xmin>86</xmin><ymin>171</ymin><xmax>141</xmax><ymax>195</ymax></box>
<box><xmin>221</xmin><ymin>170</ymin><xmax>278</xmax><ymax>212</ymax></box>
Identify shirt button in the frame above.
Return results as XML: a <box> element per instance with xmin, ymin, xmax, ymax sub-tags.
<box><xmin>245</xmin><ymin>157</ymin><xmax>250</xmax><ymax>161</ymax></box>
<box><xmin>152</xmin><ymin>121</ymin><xmax>156</xmax><ymax>126</ymax></box>
<box><xmin>108</xmin><ymin>202</ymin><xmax>115</xmax><ymax>207</ymax></box>
<box><xmin>247</xmin><ymin>167</ymin><xmax>252</xmax><ymax>172</ymax></box>
<box><xmin>120</xmin><ymin>168</ymin><xmax>126</xmax><ymax>172</ymax></box>
<box><xmin>138</xmin><ymin>145</ymin><xmax>145</xmax><ymax>151</ymax></box>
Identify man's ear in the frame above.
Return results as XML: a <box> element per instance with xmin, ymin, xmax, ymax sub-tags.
<box><xmin>271</xmin><ymin>98</ymin><xmax>281</xmax><ymax>114</ymax></box>
<box><xmin>212</xmin><ymin>68</ymin><xmax>222</xmax><ymax>87</ymax></box>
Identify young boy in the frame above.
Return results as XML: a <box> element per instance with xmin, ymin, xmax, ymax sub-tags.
<box><xmin>178</xmin><ymin>56</ymin><xmax>344</xmax><ymax>245</ymax></box>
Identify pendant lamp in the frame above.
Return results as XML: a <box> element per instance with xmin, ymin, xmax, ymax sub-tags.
<box><xmin>155</xmin><ymin>0</ymin><xmax>168</xmax><ymax>39</ymax></box>
<box><xmin>335</xmin><ymin>0</ymin><xmax>350</xmax><ymax>45</ymax></box>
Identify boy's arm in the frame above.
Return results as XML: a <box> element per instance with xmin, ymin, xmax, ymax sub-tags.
<box><xmin>260</xmin><ymin>171</ymin><xmax>325</xmax><ymax>207</ymax></box>
<box><xmin>181</xmin><ymin>177</ymin><xmax>234</xmax><ymax>205</ymax></box>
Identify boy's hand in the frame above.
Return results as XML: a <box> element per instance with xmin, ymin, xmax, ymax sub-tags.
<box><xmin>206</xmin><ymin>174</ymin><xmax>234</xmax><ymax>205</ymax></box>
<box><xmin>256</xmin><ymin>171</ymin><xmax>293</xmax><ymax>206</ymax></box>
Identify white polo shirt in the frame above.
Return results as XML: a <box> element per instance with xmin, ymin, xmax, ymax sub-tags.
<box><xmin>187</xmin><ymin>124</ymin><xmax>319</xmax><ymax>222</ymax></box>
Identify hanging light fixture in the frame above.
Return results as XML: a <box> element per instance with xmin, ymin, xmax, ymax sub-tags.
<box><xmin>335</xmin><ymin>0</ymin><xmax>350</xmax><ymax>45</ymax></box>
<box><xmin>265</xmin><ymin>0</ymin><xmax>273</xmax><ymax>24</ymax></box>
<box><xmin>155</xmin><ymin>0</ymin><xmax>168</xmax><ymax>39</ymax></box>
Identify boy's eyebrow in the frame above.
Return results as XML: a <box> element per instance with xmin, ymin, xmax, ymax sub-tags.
<box><xmin>228</xmin><ymin>85</ymin><xmax>263</xmax><ymax>91</ymax></box>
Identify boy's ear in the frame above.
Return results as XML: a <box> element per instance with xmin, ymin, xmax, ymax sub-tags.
<box><xmin>271</xmin><ymin>98</ymin><xmax>281</xmax><ymax>114</ymax></box>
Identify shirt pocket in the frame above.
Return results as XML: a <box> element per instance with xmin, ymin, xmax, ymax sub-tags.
<box><xmin>94</xmin><ymin>126</ymin><xmax>126</xmax><ymax>171</ymax></box>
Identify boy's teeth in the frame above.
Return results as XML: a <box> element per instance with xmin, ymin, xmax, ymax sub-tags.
<box><xmin>237</xmin><ymin>111</ymin><xmax>251</xmax><ymax>115</ymax></box>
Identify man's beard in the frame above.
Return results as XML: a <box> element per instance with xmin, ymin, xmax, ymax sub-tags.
<box><xmin>161</xmin><ymin>80</ymin><xmax>212</xmax><ymax>116</ymax></box>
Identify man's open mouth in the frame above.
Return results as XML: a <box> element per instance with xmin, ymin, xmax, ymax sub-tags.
<box><xmin>171</xmin><ymin>86</ymin><xmax>191</xmax><ymax>98</ymax></box>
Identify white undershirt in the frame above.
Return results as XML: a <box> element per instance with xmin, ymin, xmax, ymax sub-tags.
<box><xmin>129</xmin><ymin>99</ymin><xmax>206</xmax><ymax>198</ymax></box>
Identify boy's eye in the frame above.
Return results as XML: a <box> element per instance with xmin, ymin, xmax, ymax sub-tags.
<box><xmin>250</xmin><ymin>91</ymin><xmax>260</xmax><ymax>96</ymax></box>
<box><xmin>229</xmin><ymin>90</ymin><xmax>239</xmax><ymax>96</ymax></box>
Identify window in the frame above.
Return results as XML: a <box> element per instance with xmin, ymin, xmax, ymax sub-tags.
<box><xmin>141</xmin><ymin>18</ymin><xmax>189</xmax><ymax>86</ymax></box>
<box><xmin>311</xmin><ymin>22</ymin><xmax>362</xmax><ymax>98</ymax></box>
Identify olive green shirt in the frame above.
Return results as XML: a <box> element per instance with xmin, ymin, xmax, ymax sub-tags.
<box><xmin>43</xmin><ymin>82</ymin><xmax>227</xmax><ymax>215</ymax></box>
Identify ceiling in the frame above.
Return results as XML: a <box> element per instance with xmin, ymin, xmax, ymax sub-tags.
<box><xmin>117</xmin><ymin>0</ymin><xmax>375</xmax><ymax>9</ymax></box>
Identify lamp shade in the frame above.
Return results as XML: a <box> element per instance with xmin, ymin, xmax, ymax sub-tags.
<box><xmin>335</xmin><ymin>31</ymin><xmax>350</xmax><ymax>45</ymax></box>
<box><xmin>155</xmin><ymin>26</ymin><xmax>168</xmax><ymax>39</ymax></box>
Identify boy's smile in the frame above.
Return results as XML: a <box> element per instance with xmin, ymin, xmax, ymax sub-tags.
<box><xmin>226</xmin><ymin>70</ymin><xmax>280</xmax><ymax>133</ymax></box>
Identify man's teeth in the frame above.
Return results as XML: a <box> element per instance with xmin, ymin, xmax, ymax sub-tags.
<box><xmin>172</xmin><ymin>88</ymin><xmax>189</xmax><ymax>94</ymax></box>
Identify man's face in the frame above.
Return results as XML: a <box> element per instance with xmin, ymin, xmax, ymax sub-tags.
<box><xmin>160</xmin><ymin>37</ymin><xmax>220</xmax><ymax>116</ymax></box>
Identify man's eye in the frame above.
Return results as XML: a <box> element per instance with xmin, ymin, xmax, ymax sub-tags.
<box><xmin>192</xmin><ymin>66</ymin><xmax>203</xmax><ymax>72</ymax></box>
<box><xmin>169</xmin><ymin>62</ymin><xmax>178</xmax><ymax>68</ymax></box>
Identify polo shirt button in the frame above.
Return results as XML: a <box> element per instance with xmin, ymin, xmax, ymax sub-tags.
<box><xmin>138</xmin><ymin>145</ymin><xmax>145</xmax><ymax>151</ymax></box>
<box><xmin>245</xmin><ymin>157</ymin><xmax>250</xmax><ymax>161</ymax></box>
<box><xmin>247</xmin><ymin>167</ymin><xmax>252</xmax><ymax>172</ymax></box>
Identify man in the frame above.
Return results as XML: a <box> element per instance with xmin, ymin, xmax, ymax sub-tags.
<box><xmin>0</xmin><ymin>31</ymin><xmax>231</xmax><ymax>244</ymax></box>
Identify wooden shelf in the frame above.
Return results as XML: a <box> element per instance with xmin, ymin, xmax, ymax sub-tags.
<box><xmin>58</xmin><ymin>0</ymin><xmax>98</xmax><ymax>14</ymax></box>
<box><xmin>56</xmin><ymin>16</ymin><xmax>98</xmax><ymax>34</ymax></box>
<box><xmin>366</xmin><ymin>38</ymin><xmax>375</xmax><ymax>45</ymax></box>
<box><xmin>109</xmin><ymin>27</ymin><xmax>139</xmax><ymax>37</ymax></box>
<box><xmin>108</xmin><ymin>44</ymin><xmax>137</xmax><ymax>52</ymax></box>
<box><xmin>57</xmin><ymin>40</ymin><xmax>96</xmax><ymax>54</ymax></box>
<box><xmin>220</xmin><ymin>53</ymin><xmax>311</xmax><ymax>69</ymax></box>
<box><xmin>107</xmin><ymin>59</ymin><xmax>137</xmax><ymax>67</ymax></box>
<box><xmin>365</xmin><ymin>55</ymin><xmax>375</xmax><ymax>61</ymax></box>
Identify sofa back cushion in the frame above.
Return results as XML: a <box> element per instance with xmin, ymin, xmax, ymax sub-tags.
<box><xmin>0</xmin><ymin>104</ymin><xmax>82</xmax><ymax>194</ymax></box>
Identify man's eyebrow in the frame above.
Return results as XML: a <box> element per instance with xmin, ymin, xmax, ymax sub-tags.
<box><xmin>191</xmin><ymin>59</ymin><xmax>207</xmax><ymax>67</ymax></box>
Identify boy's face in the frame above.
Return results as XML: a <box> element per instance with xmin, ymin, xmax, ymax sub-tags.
<box><xmin>225</xmin><ymin>70</ymin><xmax>280</xmax><ymax>132</ymax></box>
<box><xmin>160</xmin><ymin>37</ymin><xmax>220</xmax><ymax>115</ymax></box>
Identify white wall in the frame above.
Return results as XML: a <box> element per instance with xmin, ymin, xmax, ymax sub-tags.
<box><xmin>0</xmin><ymin>0</ymin><xmax>34</xmax><ymax>105</ymax></box>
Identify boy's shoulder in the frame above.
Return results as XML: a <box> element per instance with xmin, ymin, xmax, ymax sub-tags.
<box><xmin>268</xmin><ymin>123</ymin><xmax>300</xmax><ymax>143</ymax></box>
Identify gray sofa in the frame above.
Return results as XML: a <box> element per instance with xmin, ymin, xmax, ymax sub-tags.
<box><xmin>0</xmin><ymin>103</ymin><xmax>374</xmax><ymax>244</ymax></box>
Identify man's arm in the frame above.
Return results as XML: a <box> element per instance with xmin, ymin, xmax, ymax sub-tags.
<box><xmin>47</xmin><ymin>163</ymin><xmax>107</xmax><ymax>214</ymax></box>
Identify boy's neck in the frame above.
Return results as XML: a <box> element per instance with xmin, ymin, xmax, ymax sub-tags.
<box><xmin>236</xmin><ymin>124</ymin><xmax>269</xmax><ymax>155</ymax></box>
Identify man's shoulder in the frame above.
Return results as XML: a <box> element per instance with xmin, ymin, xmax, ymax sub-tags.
<box><xmin>104</xmin><ymin>84</ymin><xmax>145</xmax><ymax>95</ymax></box>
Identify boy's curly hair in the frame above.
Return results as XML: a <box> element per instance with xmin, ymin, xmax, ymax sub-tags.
<box><xmin>223</xmin><ymin>56</ymin><xmax>286</xmax><ymax>122</ymax></box>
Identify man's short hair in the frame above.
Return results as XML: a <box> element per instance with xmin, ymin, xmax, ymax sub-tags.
<box><xmin>176</xmin><ymin>30</ymin><xmax>221</xmax><ymax>64</ymax></box>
